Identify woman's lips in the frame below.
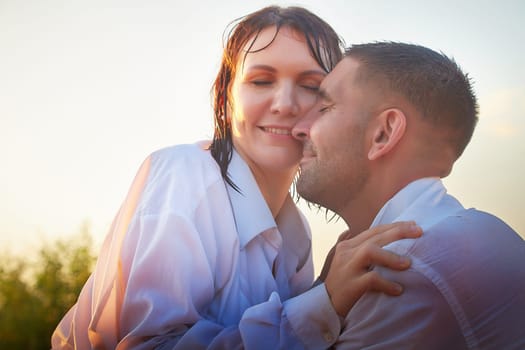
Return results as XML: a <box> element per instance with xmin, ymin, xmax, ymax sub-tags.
<box><xmin>260</xmin><ymin>126</ymin><xmax>292</xmax><ymax>135</ymax></box>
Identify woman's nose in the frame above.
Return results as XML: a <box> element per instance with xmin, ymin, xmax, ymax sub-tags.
<box><xmin>270</xmin><ymin>82</ymin><xmax>299</xmax><ymax>117</ymax></box>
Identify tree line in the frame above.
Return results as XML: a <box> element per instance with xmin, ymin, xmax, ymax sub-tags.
<box><xmin>0</xmin><ymin>226</ymin><xmax>96</xmax><ymax>349</ymax></box>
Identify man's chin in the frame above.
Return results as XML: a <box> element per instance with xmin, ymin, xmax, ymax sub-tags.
<box><xmin>296</xmin><ymin>175</ymin><xmax>320</xmax><ymax>204</ymax></box>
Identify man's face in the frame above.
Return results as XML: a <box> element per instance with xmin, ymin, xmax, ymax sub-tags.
<box><xmin>294</xmin><ymin>58</ymin><xmax>373</xmax><ymax>213</ymax></box>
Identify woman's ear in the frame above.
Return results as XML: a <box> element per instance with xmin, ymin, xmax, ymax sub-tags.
<box><xmin>368</xmin><ymin>108</ymin><xmax>406</xmax><ymax>160</ymax></box>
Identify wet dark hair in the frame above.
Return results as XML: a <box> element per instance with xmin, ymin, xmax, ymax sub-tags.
<box><xmin>209</xmin><ymin>6</ymin><xmax>344</xmax><ymax>190</ymax></box>
<box><xmin>345</xmin><ymin>42</ymin><xmax>479</xmax><ymax>158</ymax></box>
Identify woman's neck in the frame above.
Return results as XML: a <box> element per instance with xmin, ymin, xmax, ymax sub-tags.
<box><xmin>251</xmin><ymin>166</ymin><xmax>297</xmax><ymax>218</ymax></box>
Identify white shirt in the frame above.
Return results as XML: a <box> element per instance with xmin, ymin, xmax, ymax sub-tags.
<box><xmin>336</xmin><ymin>178</ymin><xmax>525</xmax><ymax>349</ymax></box>
<box><xmin>52</xmin><ymin>142</ymin><xmax>340</xmax><ymax>349</ymax></box>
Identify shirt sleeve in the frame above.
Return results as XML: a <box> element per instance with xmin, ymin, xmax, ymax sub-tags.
<box><xmin>334</xmin><ymin>266</ymin><xmax>465</xmax><ymax>350</ymax></box>
<box><xmin>234</xmin><ymin>284</ymin><xmax>341</xmax><ymax>349</ymax></box>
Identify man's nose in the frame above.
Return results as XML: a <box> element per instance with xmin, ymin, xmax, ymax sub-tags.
<box><xmin>292</xmin><ymin>106</ymin><xmax>317</xmax><ymax>141</ymax></box>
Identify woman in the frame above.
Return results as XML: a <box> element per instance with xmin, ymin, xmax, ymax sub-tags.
<box><xmin>52</xmin><ymin>6</ymin><xmax>416</xmax><ymax>349</ymax></box>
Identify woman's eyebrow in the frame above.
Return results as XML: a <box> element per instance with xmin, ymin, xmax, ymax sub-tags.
<box><xmin>244</xmin><ymin>66</ymin><xmax>326</xmax><ymax>77</ymax></box>
<box><xmin>244</xmin><ymin>64</ymin><xmax>276</xmax><ymax>72</ymax></box>
<box><xmin>299</xmin><ymin>70</ymin><xmax>327</xmax><ymax>78</ymax></box>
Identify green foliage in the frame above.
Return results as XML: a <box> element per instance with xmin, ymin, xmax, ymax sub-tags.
<box><xmin>0</xmin><ymin>225</ymin><xmax>96</xmax><ymax>349</ymax></box>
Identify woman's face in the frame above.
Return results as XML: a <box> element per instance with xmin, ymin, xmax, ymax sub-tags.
<box><xmin>229</xmin><ymin>26</ymin><xmax>326</xmax><ymax>177</ymax></box>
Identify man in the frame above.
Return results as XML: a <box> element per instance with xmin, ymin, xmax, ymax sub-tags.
<box><xmin>293</xmin><ymin>42</ymin><xmax>525</xmax><ymax>349</ymax></box>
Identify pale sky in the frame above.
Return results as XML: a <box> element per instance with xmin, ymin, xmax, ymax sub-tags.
<box><xmin>1</xmin><ymin>0</ymin><xmax>524</xmax><ymax>273</ymax></box>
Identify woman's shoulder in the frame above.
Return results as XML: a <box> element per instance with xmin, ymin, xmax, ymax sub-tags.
<box><xmin>146</xmin><ymin>140</ymin><xmax>221</xmax><ymax>185</ymax></box>
<box><xmin>150</xmin><ymin>140</ymin><xmax>212</xmax><ymax>164</ymax></box>
<box><xmin>145</xmin><ymin>141</ymin><xmax>216</xmax><ymax>175</ymax></box>
<box><xmin>137</xmin><ymin>141</ymin><xmax>224</xmax><ymax>213</ymax></box>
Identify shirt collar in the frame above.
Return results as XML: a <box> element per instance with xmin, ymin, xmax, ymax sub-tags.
<box><xmin>370</xmin><ymin>177</ymin><xmax>465</xmax><ymax>231</ymax></box>
<box><xmin>226</xmin><ymin>149</ymin><xmax>277</xmax><ymax>248</ymax></box>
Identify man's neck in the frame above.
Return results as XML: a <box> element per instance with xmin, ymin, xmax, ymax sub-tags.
<box><xmin>339</xmin><ymin>177</ymin><xmax>408</xmax><ymax>236</ymax></box>
<box><xmin>338</xmin><ymin>192</ymin><xmax>383</xmax><ymax>236</ymax></box>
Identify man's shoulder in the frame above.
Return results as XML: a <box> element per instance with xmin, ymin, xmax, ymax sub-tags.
<box><xmin>385</xmin><ymin>207</ymin><xmax>524</xmax><ymax>284</ymax></box>
<box><xmin>372</xmin><ymin>209</ymin><xmax>525</xmax><ymax>349</ymax></box>
<box><xmin>405</xmin><ymin>207</ymin><xmax>525</xmax><ymax>285</ymax></box>
<box><xmin>424</xmin><ymin>208</ymin><xmax>522</xmax><ymax>249</ymax></box>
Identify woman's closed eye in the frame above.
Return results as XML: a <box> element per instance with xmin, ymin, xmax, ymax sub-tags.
<box><xmin>251</xmin><ymin>80</ymin><xmax>273</xmax><ymax>86</ymax></box>
<box><xmin>298</xmin><ymin>77</ymin><xmax>321</xmax><ymax>92</ymax></box>
<box><xmin>301</xmin><ymin>84</ymin><xmax>320</xmax><ymax>92</ymax></box>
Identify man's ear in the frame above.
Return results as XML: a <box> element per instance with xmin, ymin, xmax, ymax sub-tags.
<box><xmin>368</xmin><ymin>108</ymin><xmax>407</xmax><ymax>160</ymax></box>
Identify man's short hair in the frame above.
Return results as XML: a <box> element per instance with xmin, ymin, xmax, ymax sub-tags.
<box><xmin>345</xmin><ymin>42</ymin><xmax>478</xmax><ymax>158</ymax></box>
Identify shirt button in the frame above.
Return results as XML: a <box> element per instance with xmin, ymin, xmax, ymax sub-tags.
<box><xmin>323</xmin><ymin>332</ymin><xmax>334</xmax><ymax>343</ymax></box>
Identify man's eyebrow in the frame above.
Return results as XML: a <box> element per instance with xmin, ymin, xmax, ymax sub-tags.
<box><xmin>318</xmin><ymin>88</ymin><xmax>333</xmax><ymax>102</ymax></box>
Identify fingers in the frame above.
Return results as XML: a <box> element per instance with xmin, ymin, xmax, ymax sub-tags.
<box><xmin>347</xmin><ymin>222</ymin><xmax>407</xmax><ymax>245</ymax></box>
<box><xmin>353</xmin><ymin>242</ymin><xmax>412</xmax><ymax>272</ymax></box>
<box><xmin>359</xmin><ymin>245</ymin><xmax>413</xmax><ymax>296</ymax></box>
<box><xmin>371</xmin><ymin>222</ymin><xmax>422</xmax><ymax>247</ymax></box>
<box><xmin>325</xmin><ymin>245</ymin><xmax>412</xmax><ymax>316</ymax></box>
<box><xmin>360</xmin><ymin>270</ymin><xmax>404</xmax><ymax>296</ymax></box>
<box><xmin>324</xmin><ymin>223</ymin><xmax>422</xmax><ymax>316</ymax></box>
<box><xmin>331</xmin><ymin>221</ymin><xmax>421</xmax><ymax>274</ymax></box>
<box><xmin>346</xmin><ymin>221</ymin><xmax>422</xmax><ymax>247</ymax></box>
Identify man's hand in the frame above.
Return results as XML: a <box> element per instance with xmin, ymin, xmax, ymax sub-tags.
<box><xmin>323</xmin><ymin>221</ymin><xmax>422</xmax><ymax>317</ymax></box>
